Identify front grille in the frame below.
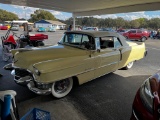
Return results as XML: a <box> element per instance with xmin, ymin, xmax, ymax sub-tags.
<box><xmin>15</xmin><ymin>68</ymin><xmax>31</xmax><ymax>77</ymax></box>
<box><xmin>35</xmin><ymin>82</ymin><xmax>52</xmax><ymax>90</ymax></box>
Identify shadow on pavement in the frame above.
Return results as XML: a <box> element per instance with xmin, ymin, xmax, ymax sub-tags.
<box><xmin>67</xmin><ymin>73</ymin><xmax>150</xmax><ymax>120</ymax></box>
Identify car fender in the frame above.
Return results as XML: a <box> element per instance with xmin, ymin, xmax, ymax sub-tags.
<box><xmin>32</xmin><ymin>56</ymin><xmax>93</xmax><ymax>83</ymax></box>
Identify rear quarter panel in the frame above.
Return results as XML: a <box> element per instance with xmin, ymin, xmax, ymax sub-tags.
<box><xmin>125</xmin><ymin>42</ymin><xmax>145</xmax><ymax>65</ymax></box>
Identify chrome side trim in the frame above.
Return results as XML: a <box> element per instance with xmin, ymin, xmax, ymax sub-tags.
<box><xmin>132</xmin><ymin>109</ymin><xmax>139</xmax><ymax>120</ymax></box>
<box><xmin>27</xmin><ymin>81</ymin><xmax>51</xmax><ymax>95</ymax></box>
<box><xmin>97</xmin><ymin>61</ymin><xmax>119</xmax><ymax>69</ymax></box>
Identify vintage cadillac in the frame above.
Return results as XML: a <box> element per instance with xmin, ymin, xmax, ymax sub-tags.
<box><xmin>5</xmin><ymin>31</ymin><xmax>147</xmax><ymax>98</ymax></box>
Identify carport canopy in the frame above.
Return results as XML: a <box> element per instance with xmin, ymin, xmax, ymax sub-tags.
<box><xmin>0</xmin><ymin>0</ymin><xmax>160</xmax><ymax>29</ymax></box>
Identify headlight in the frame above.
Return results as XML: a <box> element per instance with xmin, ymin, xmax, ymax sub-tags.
<box><xmin>33</xmin><ymin>67</ymin><xmax>41</xmax><ymax>76</ymax></box>
<box><xmin>140</xmin><ymin>78</ymin><xmax>154</xmax><ymax>113</ymax></box>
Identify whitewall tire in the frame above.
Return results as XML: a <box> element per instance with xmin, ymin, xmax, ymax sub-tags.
<box><xmin>123</xmin><ymin>61</ymin><xmax>134</xmax><ymax>70</ymax></box>
<box><xmin>51</xmin><ymin>77</ymin><xmax>73</xmax><ymax>98</ymax></box>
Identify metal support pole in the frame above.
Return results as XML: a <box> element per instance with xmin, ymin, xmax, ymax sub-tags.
<box><xmin>72</xmin><ymin>13</ymin><xmax>75</xmax><ymax>30</ymax></box>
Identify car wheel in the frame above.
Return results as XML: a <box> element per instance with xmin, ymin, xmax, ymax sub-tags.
<box><xmin>141</xmin><ymin>37</ymin><xmax>146</xmax><ymax>42</ymax></box>
<box><xmin>37</xmin><ymin>41</ymin><xmax>44</xmax><ymax>46</ymax></box>
<box><xmin>51</xmin><ymin>77</ymin><xmax>73</xmax><ymax>98</ymax></box>
<box><xmin>122</xmin><ymin>61</ymin><xmax>134</xmax><ymax>70</ymax></box>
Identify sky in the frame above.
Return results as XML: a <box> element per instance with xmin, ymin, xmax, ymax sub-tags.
<box><xmin>0</xmin><ymin>3</ymin><xmax>160</xmax><ymax>20</ymax></box>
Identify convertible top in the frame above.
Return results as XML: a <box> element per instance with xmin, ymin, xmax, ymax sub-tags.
<box><xmin>66</xmin><ymin>30</ymin><xmax>119</xmax><ymax>38</ymax></box>
<box><xmin>65</xmin><ymin>30</ymin><xmax>129</xmax><ymax>46</ymax></box>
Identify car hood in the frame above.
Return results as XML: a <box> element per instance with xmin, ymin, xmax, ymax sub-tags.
<box><xmin>12</xmin><ymin>44</ymin><xmax>87</xmax><ymax>69</ymax></box>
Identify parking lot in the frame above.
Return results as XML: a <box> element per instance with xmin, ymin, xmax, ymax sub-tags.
<box><xmin>0</xmin><ymin>29</ymin><xmax>160</xmax><ymax>120</ymax></box>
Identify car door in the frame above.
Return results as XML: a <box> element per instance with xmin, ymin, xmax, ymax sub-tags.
<box><xmin>69</xmin><ymin>34</ymin><xmax>95</xmax><ymax>84</ymax></box>
<box><xmin>136</xmin><ymin>30</ymin><xmax>143</xmax><ymax>39</ymax></box>
<box><xmin>129</xmin><ymin>30</ymin><xmax>137</xmax><ymax>39</ymax></box>
<box><xmin>92</xmin><ymin>37</ymin><xmax>121</xmax><ymax>78</ymax></box>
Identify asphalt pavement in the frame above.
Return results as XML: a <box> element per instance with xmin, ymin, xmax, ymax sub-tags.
<box><xmin>0</xmin><ymin>29</ymin><xmax>160</xmax><ymax>120</ymax></box>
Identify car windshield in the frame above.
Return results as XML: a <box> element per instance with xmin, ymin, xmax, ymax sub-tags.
<box><xmin>59</xmin><ymin>33</ymin><xmax>95</xmax><ymax>50</ymax></box>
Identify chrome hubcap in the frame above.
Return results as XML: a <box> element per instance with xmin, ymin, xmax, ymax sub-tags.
<box><xmin>54</xmin><ymin>79</ymin><xmax>70</xmax><ymax>94</ymax></box>
<box><xmin>127</xmin><ymin>62</ymin><xmax>133</xmax><ymax>68</ymax></box>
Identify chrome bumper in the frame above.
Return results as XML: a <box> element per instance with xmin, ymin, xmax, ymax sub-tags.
<box><xmin>3</xmin><ymin>63</ymin><xmax>14</xmax><ymax>70</ymax></box>
<box><xmin>11</xmin><ymin>69</ymin><xmax>51</xmax><ymax>95</ymax></box>
<box><xmin>11</xmin><ymin>70</ymin><xmax>32</xmax><ymax>85</ymax></box>
<box><xmin>27</xmin><ymin>81</ymin><xmax>51</xmax><ymax>95</ymax></box>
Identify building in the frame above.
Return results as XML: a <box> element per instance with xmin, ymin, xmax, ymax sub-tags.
<box><xmin>34</xmin><ymin>19</ymin><xmax>66</xmax><ymax>30</ymax></box>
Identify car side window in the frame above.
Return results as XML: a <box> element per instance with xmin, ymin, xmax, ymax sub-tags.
<box><xmin>137</xmin><ymin>30</ymin><xmax>142</xmax><ymax>33</ymax></box>
<box><xmin>130</xmin><ymin>30</ymin><xmax>136</xmax><ymax>33</ymax></box>
<box><xmin>82</xmin><ymin>35</ymin><xmax>89</xmax><ymax>43</ymax></box>
<box><xmin>114</xmin><ymin>37</ymin><xmax>122</xmax><ymax>48</ymax></box>
<box><xmin>64</xmin><ymin>34</ymin><xmax>82</xmax><ymax>44</ymax></box>
<box><xmin>81</xmin><ymin>35</ymin><xmax>95</xmax><ymax>50</ymax></box>
<box><xmin>100</xmin><ymin>37</ymin><xmax>114</xmax><ymax>49</ymax></box>
<box><xmin>62</xmin><ymin>34</ymin><xmax>95</xmax><ymax>50</ymax></box>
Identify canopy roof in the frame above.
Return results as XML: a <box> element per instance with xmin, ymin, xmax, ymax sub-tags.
<box><xmin>0</xmin><ymin>0</ymin><xmax>160</xmax><ymax>16</ymax></box>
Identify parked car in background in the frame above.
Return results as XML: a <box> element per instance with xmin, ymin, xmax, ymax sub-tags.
<box><xmin>99</xmin><ymin>28</ymin><xmax>115</xmax><ymax>32</ymax></box>
<box><xmin>117</xmin><ymin>29</ymin><xmax>127</xmax><ymax>35</ymax></box>
<box><xmin>37</xmin><ymin>27</ymin><xmax>46</xmax><ymax>32</ymax></box>
<box><xmin>47</xmin><ymin>26</ymin><xmax>56</xmax><ymax>32</ymax></box>
<box><xmin>6</xmin><ymin>31</ymin><xmax>146</xmax><ymax>98</ymax></box>
<box><xmin>0</xmin><ymin>25</ymin><xmax>8</xmax><ymax>30</ymax></box>
<box><xmin>131</xmin><ymin>71</ymin><xmax>160</xmax><ymax>120</ymax></box>
<box><xmin>10</xmin><ymin>25</ymin><xmax>19</xmax><ymax>31</ymax></box>
<box><xmin>85</xmin><ymin>27</ymin><xmax>98</xmax><ymax>31</ymax></box>
<box><xmin>5</xmin><ymin>24</ymin><xmax>11</xmax><ymax>29</ymax></box>
<box><xmin>123</xmin><ymin>29</ymin><xmax>150</xmax><ymax>42</ymax></box>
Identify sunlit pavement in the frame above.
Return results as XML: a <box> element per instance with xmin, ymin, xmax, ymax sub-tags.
<box><xmin>0</xmin><ymin>29</ymin><xmax>160</xmax><ymax>119</ymax></box>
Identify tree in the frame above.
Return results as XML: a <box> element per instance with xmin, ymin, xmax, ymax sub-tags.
<box><xmin>105</xmin><ymin>18</ymin><xmax>115</xmax><ymax>28</ymax></box>
<box><xmin>130</xmin><ymin>20</ymin><xmax>140</xmax><ymax>28</ymax></box>
<box><xmin>148</xmin><ymin>18</ymin><xmax>160</xmax><ymax>30</ymax></box>
<box><xmin>29</xmin><ymin>9</ymin><xmax>56</xmax><ymax>22</ymax></box>
<box><xmin>136</xmin><ymin>18</ymin><xmax>148</xmax><ymax>28</ymax></box>
<box><xmin>0</xmin><ymin>9</ymin><xmax>18</xmax><ymax>22</ymax></box>
<box><xmin>115</xmin><ymin>17</ymin><xmax>125</xmax><ymax>29</ymax></box>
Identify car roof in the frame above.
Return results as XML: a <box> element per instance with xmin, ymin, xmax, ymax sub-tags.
<box><xmin>65</xmin><ymin>30</ymin><xmax>119</xmax><ymax>38</ymax></box>
<box><xmin>65</xmin><ymin>30</ymin><xmax>128</xmax><ymax>46</ymax></box>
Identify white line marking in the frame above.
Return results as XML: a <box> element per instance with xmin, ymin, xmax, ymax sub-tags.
<box><xmin>146</xmin><ymin>47</ymin><xmax>160</xmax><ymax>50</ymax></box>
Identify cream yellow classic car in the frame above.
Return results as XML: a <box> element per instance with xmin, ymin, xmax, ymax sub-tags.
<box><xmin>4</xmin><ymin>31</ymin><xmax>147</xmax><ymax>98</ymax></box>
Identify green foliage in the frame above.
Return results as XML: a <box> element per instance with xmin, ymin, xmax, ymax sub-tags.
<box><xmin>29</xmin><ymin>9</ymin><xmax>56</xmax><ymax>22</ymax></box>
<box><xmin>63</xmin><ymin>17</ymin><xmax>160</xmax><ymax>30</ymax></box>
<box><xmin>148</xmin><ymin>18</ymin><xmax>160</xmax><ymax>29</ymax></box>
<box><xmin>130</xmin><ymin>20</ymin><xmax>140</xmax><ymax>28</ymax></box>
<box><xmin>0</xmin><ymin>9</ymin><xmax>18</xmax><ymax>22</ymax></box>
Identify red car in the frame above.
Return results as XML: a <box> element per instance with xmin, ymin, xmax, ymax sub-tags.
<box><xmin>0</xmin><ymin>25</ymin><xmax>8</xmax><ymax>30</ymax></box>
<box><xmin>123</xmin><ymin>29</ymin><xmax>150</xmax><ymax>42</ymax></box>
<box><xmin>131</xmin><ymin>72</ymin><xmax>160</xmax><ymax>120</ymax></box>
